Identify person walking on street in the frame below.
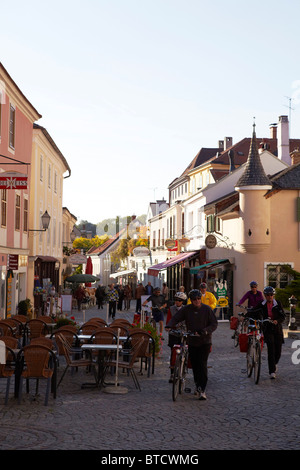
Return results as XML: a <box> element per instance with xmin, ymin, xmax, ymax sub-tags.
<box><xmin>74</xmin><ymin>284</ymin><xmax>86</xmax><ymax>311</ymax></box>
<box><xmin>107</xmin><ymin>284</ymin><xmax>119</xmax><ymax>319</ymax></box>
<box><xmin>237</xmin><ymin>281</ymin><xmax>264</xmax><ymax>309</ymax></box>
<box><xmin>162</xmin><ymin>283</ymin><xmax>169</xmax><ymax>307</ymax></box>
<box><xmin>135</xmin><ymin>283</ymin><xmax>145</xmax><ymax>313</ymax></box>
<box><xmin>95</xmin><ymin>284</ymin><xmax>105</xmax><ymax>309</ymax></box>
<box><xmin>253</xmin><ymin>286</ymin><xmax>286</xmax><ymax>379</ymax></box>
<box><xmin>166</xmin><ymin>289</ymin><xmax>218</xmax><ymax>400</ymax></box>
<box><xmin>145</xmin><ymin>281</ymin><xmax>153</xmax><ymax>296</ymax></box>
<box><xmin>199</xmin><ymin>282</ymin><xmax>217</xmax><ymax>310</ymax></box>
<box><xmin>166</xmin><ymin>291</ymin><xmax>187</xmax><ymax>382</ymax></box>
<box><xmin>124</xmin><ymin>284</ymin><xmax>132</xmax><ymax>310</ymax></box>
<box><xmin>142</xmin><ymin>287</ymin><xmax>166</xmax><ymax>339</ymax></box>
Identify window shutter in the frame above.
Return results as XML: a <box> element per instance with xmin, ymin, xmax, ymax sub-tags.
<box><xmin>297</xmin><ymin>197</ymin><xmax>300</xmax><ymax>222</ymax></box>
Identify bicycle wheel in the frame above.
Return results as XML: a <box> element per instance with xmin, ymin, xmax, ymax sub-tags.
<box><xmin>253</xmin><ymin>340</ymin><xmax>261</xmax><ymax>384</ymax></box>
<box><xmin>246</xmin><ymin>338</ymin><xmax>253</xmax><ymax>377</ymax></box>
<box><xmin>172</xmin><ymin>354</ymin><xmax>182</xmax><ymax>401</ymax></box>
<box><xmin>233</xmin><ymin>328</ymin><xmax>239</xmax><ymax>347</ymax></box>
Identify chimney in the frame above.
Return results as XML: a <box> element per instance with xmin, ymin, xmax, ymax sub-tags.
<box><xmin>218</xmin><ymin>140</ymin><xmax>224</xmax><ymax>150</ymax></box>
<box><xmin>269</xmin><ymin>123</ymin><xmax>277</xmax><ymax>139</ymax></box>
<box><xmin>290</xmin><ymin>148</ymin><xmax>300</xmax><ymax>165</ymax></box>
<box><xmin>277</xmin><ymin>115</ymin><xmax>290</xmax><ymax>164</ymax></box>
<box><xmin>224</xmin><ymin>137</ymin><xmax>233</xmax><ymax>150</ymax></box>
<box><xmin>228</xmin><ymin>149</ymin><xmax>235</xmax><ymax>172</ymax></box>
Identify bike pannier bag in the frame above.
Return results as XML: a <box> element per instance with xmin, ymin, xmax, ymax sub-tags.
<box><xmin>230</xmin><ymin>316</ymin><xmax>239</xmax><ymax>330</ymax></box>
<box><xmin>239</xmin><ymin>333</ymin><xmax>248</xmax><ymax>352</ymax></box>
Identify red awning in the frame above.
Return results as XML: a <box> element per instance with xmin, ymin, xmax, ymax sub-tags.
<box><xmin>148</xmin><ymin>251</ymin><xmax>198</xmax><ymax>277</ymax></box>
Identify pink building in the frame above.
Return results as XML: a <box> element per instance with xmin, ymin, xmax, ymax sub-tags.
<box><xmin>0</xmin><ymin>63</ymin><xmax>41</xmax><ymax>318</ymax></box>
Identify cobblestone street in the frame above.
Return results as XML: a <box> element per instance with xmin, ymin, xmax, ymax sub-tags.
<box><xmin>0</xmin><ymin>304</ymin><xmax>299</xmax><ymax>451</ymax></box>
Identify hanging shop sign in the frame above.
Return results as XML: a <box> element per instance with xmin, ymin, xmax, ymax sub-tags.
<box><xmin>133</xmin><ymin>247</ymin><xmax>150</xmax><ymax>256</ymax></box>
<box><xmin>178</xmin><ymin>237</ymin><xmax>190</xmax><ymax>248</ymax></box>
<box><xmin>205</xmin><ymin>234</ymin><xmax>217</xmax><ymax>249</ymax></box>
<box><xmin>69</xmin><ymin>253</ymin><xmax>87</xmax><ymax>265</ymax></box>
<box><xmin>0</xmin><ymin>172</ymin><xmax>28</xmax><ymax>189</ymax></box>
<box><xmin>7</xmin><ymin>254</ymin><xmax>19</xmax><ymax>270</ymax></box>
<box><xmin>165</xmin><ymin>239</ymin><xmax>178</xmax><ymax>251</ymax></box>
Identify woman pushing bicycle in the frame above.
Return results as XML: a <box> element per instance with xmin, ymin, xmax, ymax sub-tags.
<box><xmin>250</xmin><ymin>286</ymin><xmax>286</xmax><ymax>379</ymax></box>
<box><xmin>166</xmin><ymin>289</ymin><xmax>218</xmax><ymax>400</ymax></box>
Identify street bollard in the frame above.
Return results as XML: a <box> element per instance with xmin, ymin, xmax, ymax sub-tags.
<box><xmin>288</xmin><ymin>295</ymin><xmax>298</xmax><ymax>330</ymax></box>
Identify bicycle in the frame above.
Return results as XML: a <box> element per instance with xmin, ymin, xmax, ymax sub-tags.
<box><xmin>246</xmin><ymin>317</ymin><xmax>273</xmax><ymax>384</ymax></box>
<box><xmin>232</xmin><ymin>305</ymin><xmax>251</xmax><ymax>347</ymax></box>
<box><xmin>170</xmin><ymin>330</ymin><xmax>196</xmax><ymax>401</ymax></box>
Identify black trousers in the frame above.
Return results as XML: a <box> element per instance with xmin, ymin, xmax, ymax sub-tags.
<box><xmin>109</xmin><ymin>301</ymin><xmax>117</xmax><ymax>318</ymax></box>
<box><xmin>188</xmin><ymin>343</ymin><xmax>211</xmax><ymax>391</ymax></box>
<box><xmin>265</xmin><ymin>333</ymin><xmax>283</xmax><ymax>374</ymax></box>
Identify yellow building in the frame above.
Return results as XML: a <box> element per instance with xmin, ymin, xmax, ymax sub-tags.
<box><xmin>27</xmin><ymin>124</ymin><xmax>71</xmax><ymax>314</ymax></box>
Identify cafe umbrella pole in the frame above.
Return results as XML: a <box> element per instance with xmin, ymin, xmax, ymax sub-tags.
<box><xmin>104</xmin><ymin>328</ymin><xmax>128</xmax><ymax>394</ymax></box>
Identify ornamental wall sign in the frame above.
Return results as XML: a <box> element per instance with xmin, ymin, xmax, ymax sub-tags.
<box><xmin>205</xmin><ymin>234</ymin><xmax>217</xmax><ymax>249</ymax></box>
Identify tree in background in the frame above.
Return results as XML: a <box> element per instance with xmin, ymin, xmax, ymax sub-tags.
<box><xmin>275</xmin><ymin>265</ymin><xmax>300</xmax><ymax>309</ymax></box>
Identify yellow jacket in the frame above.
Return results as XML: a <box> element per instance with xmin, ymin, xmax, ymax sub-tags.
<box><xmin>187</xmin><ymin>291</ymin><xmax>217</xmax><ymax>309</ymax></box>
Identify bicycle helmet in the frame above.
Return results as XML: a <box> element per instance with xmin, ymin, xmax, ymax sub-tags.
<box><xmin>250</xmin><ymin>281</ymin><xmax>258</xmax><ymax>287</ymax></box>
<box><xmin>153</xmin><ymin>287</ymin><xmax>160</xmax><ymax>292</ymax></box>
<box><xmin>188</xmin><ymin>289</ymin><xmax>201</xmax><ymax>300</ymax></box>
<box><xmin>174</xmin><ymin>292</ymin><xmax>187</xmax><ymax>301</ymax></box>
<box><xmin>263</xmin><ymin>286</ymin><xmax>275</xmax><ymax>295</ymax></box>
<box><xmin>199</xmin><ymin>282</ymin><xmax>207</xmax><ymax>289</ymax></box>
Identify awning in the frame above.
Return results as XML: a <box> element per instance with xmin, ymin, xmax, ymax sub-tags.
<box><xmin>190</xmin><ymin>259</ymin><xmax>229</xmax><ymax>274</ymax></box>
<box><xmin>35</xmin><ymin>256</ymin><xmax>58</xmax><ymax>262</ymax></box>
<box><xmin>148</xmin><ymin>251</ymin><xmax>198</xmax><ymax>277</ymax></box>
<box><xmin>109</xmin><ymin>269</ymin><xmax>137</xmax><ymax>279</ymax></box>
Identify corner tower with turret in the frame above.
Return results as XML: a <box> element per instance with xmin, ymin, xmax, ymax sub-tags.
<box><xmin>235</xmin><ymin>122</ymin><xmax>272</xmax><ymax>253</ymax></box>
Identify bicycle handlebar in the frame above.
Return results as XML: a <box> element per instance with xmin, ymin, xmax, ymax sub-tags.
<box><xmin>168</xmin><ymin>329</ymin><xmax>204</xmax><ymax>337</ymax></box>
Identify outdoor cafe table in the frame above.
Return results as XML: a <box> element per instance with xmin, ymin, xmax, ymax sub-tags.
<box><xmin>78</xmin><ymin>334</ymin><xmax>128</xmax><ymax>342</ymax></box>
<box><xmin>80</xmin><ymin>343</ymin><xmax>122</xmax><ymax>389</ymax></box>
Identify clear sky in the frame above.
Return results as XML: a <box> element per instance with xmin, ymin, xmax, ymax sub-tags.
<box><xmin>1</xmin><ymin>0</ymin><xmax>300</xmax><ymax>224</ymax></box>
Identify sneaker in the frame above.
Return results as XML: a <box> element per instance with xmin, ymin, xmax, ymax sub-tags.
<box><xmin>270</xmin><ymin>373</ymin><xmax>276</xmax><ymax>379</ymax></box>
<box><xmin>194</xmin><ymin>387</ymin><xmax>201</xmax><ymax>397</ymax></box>
<box><xmin>199</xmin><ymin>391</ymin><xmax>207</xmax><ymax>400</ymax></box>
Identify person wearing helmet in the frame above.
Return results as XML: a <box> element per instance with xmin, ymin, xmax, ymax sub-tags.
<box><xmin>142</xmin><ymin>287</ymin><xmax>167</xmax><ymax>339</ymax></box>
<box><xmin>254</xmin><ymin>286</ymin><xmax>286</xmax><ymax>379</ymax></box>
<box><xmin>237</xmin><ymin>281</ymin><xmax>264</xmax><ymax>309</ymax></box>
<box><xmin>166</xmin><ymin>292</ymin><xmax>187</xmax><ymax>382</ymax></box>
<box><xmin>166</xmin><ymin>288</ymin><xmax>218</xmax><ymax>400</ymax></box>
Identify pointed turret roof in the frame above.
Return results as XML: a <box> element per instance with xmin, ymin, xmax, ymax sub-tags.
<box><xmin>235</xmin><ymin>121</ymin><xmax>272</xmax><ymax>189</ymax></box>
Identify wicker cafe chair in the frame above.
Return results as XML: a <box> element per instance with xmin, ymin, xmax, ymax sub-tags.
<box><xmin>36</xmin><ymin>315</ymin><xmax>54</xmax><ymax>324</ymax></box>
<box><xmin>0</xmin><ymin>341</ymin><xmax>16</xmax><ymax>405</ymax></box>
<box><xmin>109</xmin><ymin>325</ymin><xmax>129</xmax><ymax>337</ymax></box>
<box><xmin>25</xmin><ymin>319</ymin><xmax>49</xmax><ymax>342</ymax></box>
<box><xmin>12</xmin><ymin>315</ymin><xmax>28</xmax><ymax>323</ymax></box>
<box><xmin>56</xmin><ymin>333</ymin><xmax>94</xmax><ymax>388</ymax></box>
<box><xmin>0</xmin><ymin>321</ymin><xmax>15</xmax><ymax>337</ymax></box>
<box><xmin>88</xmin><ymin>318</ymin><xmax>108</xmax><ymax>327</ymax></box>
<box><xmin>90</xmin><ymin>328</ymin><xmax>117</xmax><ymax>345</ymax></box>
<box><xmin>110</xmin><ymin>319</ymin><xmax>132</xmax><ymax>328</ymax></box>
<box><xmin>105</xmin><ymin>337</ymin><xmax>146</xmax><ymax>391</ymax></box>
<box><xmin>79</xmin><ymin>321</ymin><xmax>103</xmax><ymax>335</ymax></box>
<box><xmin>30</xmin><ymin>337</ymin><xmax>55</xmax><ymax>349</ymax></box>
<box><xmin>17</xmin><ymin>344</ymin><xmax>57</xmax><ymax>406</ymax></box>
<box><xmin>128</xmin><ymin>330</ymin><xmax>154</xmax><ymax>377</ymax></box>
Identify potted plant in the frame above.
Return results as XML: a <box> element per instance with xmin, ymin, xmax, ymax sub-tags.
<box><xmin>17</xmin><ymin>298</ymin><xmax>33</xmax><ymax>319</ymax></box>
